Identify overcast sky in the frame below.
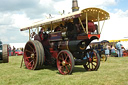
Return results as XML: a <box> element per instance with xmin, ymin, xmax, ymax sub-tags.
<box><xmin>0</xmin><ymin>0</ymin><xmax>128</xmax><ymax>44</ymax></box>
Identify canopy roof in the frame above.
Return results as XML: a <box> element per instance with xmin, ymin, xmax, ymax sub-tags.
<box><xmin>109</xmin><ymin>39</ymin><xmax>128</xmax><ymax>42</ymax></box>
<box><xmin>20</xmin><ymin>7</ymin><xmax>110</xmax><ymax>31</ymax></box>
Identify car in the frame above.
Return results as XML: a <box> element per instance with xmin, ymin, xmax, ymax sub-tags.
<box><xmin>11</xmin><ymin>50</ymin><xmax>23</xmax><ymax>56</ymax></box>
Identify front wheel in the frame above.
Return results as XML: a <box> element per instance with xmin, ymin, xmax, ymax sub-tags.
<box><xmin>57</xmin><ymin>50</ymin><xmax>74</xmax><ymax>75</ymax></box>
<box><xmin>83</xmin><ymin>49</ymin><xmax>100</xmax><ymax>71</ymax></box>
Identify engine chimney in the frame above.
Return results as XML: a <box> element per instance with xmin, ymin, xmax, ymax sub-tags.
<box><xmin>72</xmin><ymin>0</ymin><xmax>79</xmax><ymax>12</ymax></box>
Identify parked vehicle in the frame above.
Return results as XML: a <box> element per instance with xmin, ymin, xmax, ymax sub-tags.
<box><xmin>90</xmin><ymin>41</ymin><xmax>108</xmax><ymax>61</ymax></box>
<box><xmin>11</xmin><ymin>50</ymin><xmax>23</xmax><ymax>56</ymax></box>
<box><xmin>0</xmin><ymin>41</ymin><xmax>9</xmax><ymax>63</ymax></box>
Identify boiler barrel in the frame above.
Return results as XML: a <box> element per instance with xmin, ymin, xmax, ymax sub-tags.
<box><xmin>59</xmin><ymin>40</ymin><xmax>86</xmax><ymax>52</ymax></box>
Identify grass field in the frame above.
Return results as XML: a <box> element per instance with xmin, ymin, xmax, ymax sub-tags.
<box><xmin>0</xmin><ymin>56</ymin><xmax>128</xmax><ymax>85</ymax></box>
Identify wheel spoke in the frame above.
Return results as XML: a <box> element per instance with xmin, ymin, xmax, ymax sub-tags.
<box><xmin>91</xmin><ymin>62</ymin><xmax>93</xmax><ymax>69</ymax></box>
<box><xmin>31</xmin><ymin>61</ymin><xmax>35</xmax><ymax>69</ymax></box>
<box><xmin>62</xmin><ymin>54</ymin><xmax>65</xmax><ymax>61</ymax></box>
<box><xmin>65</xmin><ymin>65</ymin><xmax>70</xmax><ymax>73</ymax></box>
<box><xmin>92</xmin><ymin>62</ymin><xmax>96</xmax><ymax>67</ymax></box>
<box><xmin>86</xmin><ymin>62</ymin><xmax>89</xmax><ymax>66</ymax></box>
<box><xmin>28</xmin><ymin>44</ymin><xmax>34</xmax><ymax>52</ymax></box>
<box><xmin>65</xmin><ymin>61</ymin><xmax>70</xmax><ymax>65</ymax></box>
<box><xmin>26</xmin><ymin>57</ymin><xmax>31</xmax><ymax>61</ymax></box>
<box><xmin>61</xmin><ymin>66</ymin><xmax>64</xmax><ymax>72</ymax></box>
<box><xmin>24</xmin><ymin>56</ymin><xmax>31</xmax><ymax>61</ymax></box>
<box><xmin>86</xmin><ymin>62</ymin><xmax>89</xmax><ymax>68</ymax></box>
<box><xmin>27</xmin><ymin>60</ymin><xmax>34</xmax><ymax>67</ymax></box>
<box><xmin>93</xmin><ymin>58</ymin><xmax>97</xmax><ymax>62</ymax></box>
<box><xmin>58</xmin><ymin>55</ymin><xmax>62</xmax><ymax>61</ymax></box>
<box><xmin>58</xmin><ymin>60</ymin><xmax>62</xmax><ymax>65</ymax></box>
<box><xmin>25</xmin><ymin>50</ymin><xmax>33</xmax><ymax>54</ymax></box>
<box><xmin>92</xmin><ymin>60</ymin><xmax>97</xmax><ymax>63</ymax></box>
<box><xmin>89</xmin><ymin>63</ymin><xmax>90</xmax><ymax>69</ymax></box>
<box><xmin>60</xmin><ymin>53</ymin><xmax>64</xmax><ymax>61</ymax></box>
<box><xmin>64</xmin><ymin>53</ymin><xmax>67</xmax><ymax>60</ymax></box>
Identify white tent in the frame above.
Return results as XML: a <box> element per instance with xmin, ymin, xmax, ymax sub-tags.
<box><xmin>9</xmin><ymin>43</ymin><xmax>26</xmax><ymax>49</ymax></box>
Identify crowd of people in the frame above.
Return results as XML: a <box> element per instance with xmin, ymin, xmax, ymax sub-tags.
<box><xmin>90</xmin><ymin>40</ymin><xmax>125</xmax><ymax>57</ymax></box>
<box><xmin>8</xmin><ymin>45</ymin><xmax>23</xmax><ymax>56</ymax></box>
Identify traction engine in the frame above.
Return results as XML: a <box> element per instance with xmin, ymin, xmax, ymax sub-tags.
<box><xmin>0</xmin><ymin>41</ymin><xmax>9</xmax><ymax>63</ymax></box>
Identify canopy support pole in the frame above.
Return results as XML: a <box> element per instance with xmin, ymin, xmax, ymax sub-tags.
<box><xmin>37</xmin><ymin>27</ymin><xmax>39</xmax><ymax>34</ymax></box>
<box><xmin>78</xmin><ymin>17</ymin><xmax>86</xmax><ymax>34</ymax></box>
<box><xmin>86</xmin><ymin>12</ymin><xmax>88</xmax><ymax>34</ymax></box>
<box><xmin>50</xmin><ymin>22</ymin><xmax>53</xmax><ymax>33</ymax></box>
<box><xmin>29</xmin><ymin>28</ymin><xmax>30</xmax><ymax>40</ymax></box>
<box><xmin>100</xmin><ymin>20</ymin><xmax>105</xmax><ymax>34</ymax></box>
<box><xmin>98</xmin><ymin>12</ymin><xmax>100</xmax><ymax>34</ymax></box>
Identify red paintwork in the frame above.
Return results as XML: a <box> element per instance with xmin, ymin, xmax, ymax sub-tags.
<box><xmin>123</xmin><ymin>51</ymin><xmax>128</xmax><ymax>57</ymax></box>
<box><xmin>88</xmin><ymin>22</ymin><xmax>96</xmax><ymax>33</ymax></box>
<box><xmin>11</xmin><ymin>50</ymin><xmax>23</xmax><ymax>56</ymax></box>
<box><xmin>88</xmin><ymin>34</ymin><xmax>100</xmax><ymax>39</ymax></box>
<box><xmin>50</xmin><ymin>48</ymin><xmax>58</xmax><ymax>58</ymax></box>
<box><xmin>57</xmin><ymin>50</ymin><xmax>73</xmax><ymax>75</ymax></box>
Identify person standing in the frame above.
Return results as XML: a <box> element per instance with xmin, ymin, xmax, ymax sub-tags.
<box><xmin>116</xmin><ymin>41</ymin><xmax>123</xmax><ymax>57</ymax></box>
<box><xmin>38</xmin><ymin>28</ymin><xmax>51</xmax><ymax>64</ymax></box>
<box><xmin>13</xmin><ymin>46</ymin><xmax>15</xmax><ymax>56</ymax></box>
<box><xmin>105</xmin><ymin>44</ymin><xmax>110</xmax><ymax>57</ymax></box>
<box><xmin>8</xmin><ymin>45</ymin><xmax>11</xmax><ymax>56</ymax></box>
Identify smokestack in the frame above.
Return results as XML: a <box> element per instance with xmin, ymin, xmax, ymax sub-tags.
<box><xmin>72</xmin><ymin>0</ymin><xmax>79</xmax><ymax>12</ymax></box>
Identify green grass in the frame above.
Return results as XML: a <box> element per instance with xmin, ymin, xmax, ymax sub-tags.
<box><xmin>0</xmin><ymin>56</ymin><xmax>128</xmax><ymax>85</ymax></box>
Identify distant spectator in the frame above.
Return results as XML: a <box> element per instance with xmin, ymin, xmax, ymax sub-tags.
<box><xmin>116</xmin><ymin>40</ymin><xmax>123</xmax><ymax>57</ymax></box>
<box><xmin>21</xmin><ymin>48</ymin><xmax>23</xmax><ymax>52</ymax></box>
<box><xmin>13</xmin><ymin>46</ymin><xmax>15</xmax><ymax>56</ymax></box>
<box><xmin>111</xmin><ymin>45</ymin><xmax>116</xmax><ymax>54</ymax></box>
<box><xmin>105</xmin><ymin>44</ymin><xmax>110</xmax><ymax>57</ymax></box>
<box><xmin>8</xmin><ymin>45</ymin><xmax>11</xmax><ymax>56</ymax></box>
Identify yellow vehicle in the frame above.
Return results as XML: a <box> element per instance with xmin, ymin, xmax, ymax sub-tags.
<box><xmin>20</xmin><ymin>0</ymin><xmax>110</xmax><ymax>75</ymax></box>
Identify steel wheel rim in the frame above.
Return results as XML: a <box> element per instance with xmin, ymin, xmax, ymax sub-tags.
<box><xmin>24</xmin><ymin>42</ymin><xmax>37</xmax><ymax>70</ymax></box>
<box><xmin>57</xmin><ymin>51</ymin><xmax>73</xmax><ymax>75</ymax></box>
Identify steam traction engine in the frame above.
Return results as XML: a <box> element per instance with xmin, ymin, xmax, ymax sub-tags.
<box><xmin>0</xmin><ymin>41</ymin><xmax>9</xmax><ymax>63</ymax></box>
<box><xmin>20</xmin><ymin>0</ymin><xmax>110</xmax><ymax>75</ymax></box>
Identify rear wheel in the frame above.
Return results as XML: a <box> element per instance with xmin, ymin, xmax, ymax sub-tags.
<box><xmin>24</xmin><ymin>40</ymin><xmax>44</xmax><ymax>70</ymax></box>
<box><xmin>57</xmin><ymin>50</ymin><xmax>74</xmax><ymax>75</ymax></box>
<box><xmin>2</xmin><ymin>44</ymin><xmax>9</xmax><ymax>63</ymax></box>
<box><xmin>100</xmin><ymin>51</ymin><xmax>107</xmax><ymax>61</ymax></box>
<box><xmin>83</xmin><ymin>49</ymin><xmax>100</xmax><ymax>71</ymax></box>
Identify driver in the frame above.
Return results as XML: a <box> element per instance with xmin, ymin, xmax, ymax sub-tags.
<box><xmin>39</xmin><ymin>28</ymin><xmax>44</xmax><ymax>40</ymax></box>
<box><xmin>38</xmin><ymin>28</ymin><xmax>51</xmax><ymax>64</ymax></box>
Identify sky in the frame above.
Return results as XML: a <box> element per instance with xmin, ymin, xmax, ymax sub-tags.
<box><xmin>0</xmin><ymin>0</ymin><xmax>128</xmax><ymax>44</ymax></box>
